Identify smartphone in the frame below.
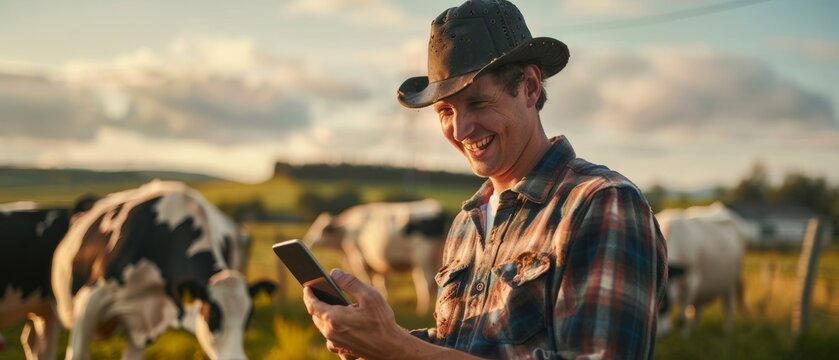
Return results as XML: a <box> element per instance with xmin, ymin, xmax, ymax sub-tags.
<box><xmin>272</xmin><ymin>239</ymin><xmax>351</xmax><ymax>306</ymax></box>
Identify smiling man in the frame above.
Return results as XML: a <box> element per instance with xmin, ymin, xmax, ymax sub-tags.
<box><xmin>303</xmin><ymin>1</ymin><xmax>668</xmax><ymax>359</ymax></box>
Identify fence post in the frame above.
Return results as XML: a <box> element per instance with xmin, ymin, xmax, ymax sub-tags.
<box><xmin>792</xmin><ymin>218</ymin><xmax>822</xmax><ymax>337</ymax></box>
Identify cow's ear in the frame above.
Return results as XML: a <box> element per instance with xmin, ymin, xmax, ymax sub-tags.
<box><xmin>176</xmin><ymin>281</ymin><xmax>209</xmax><ymax>305</ymax></box>
<box><xmin>249</xmin><ymin>280</ymin><xmax>277</xmax><ymax>298</ymax></box>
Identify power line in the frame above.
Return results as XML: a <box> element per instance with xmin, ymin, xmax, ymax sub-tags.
<box><xmin>556</xmin><ymin>0</ymin><xmax>773</xmax><ymax>34</ymax></box>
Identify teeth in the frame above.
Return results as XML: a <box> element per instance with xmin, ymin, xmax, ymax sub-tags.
<box><xmin>463</xmin><ymin>135</ymin><xmax>494</xmax><ymax>152</ymax></box>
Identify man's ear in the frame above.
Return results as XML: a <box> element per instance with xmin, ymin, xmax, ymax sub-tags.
<box><xmin>523</xmin><ymin>64</ymin><xmax>542</xmax><ymax>108</ymax></box>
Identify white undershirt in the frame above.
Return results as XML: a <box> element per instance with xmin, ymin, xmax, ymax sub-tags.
<box><xmin>485</xmin><ymin>190</ymin><xmax>501</xmax><ymax>237</ymax></box>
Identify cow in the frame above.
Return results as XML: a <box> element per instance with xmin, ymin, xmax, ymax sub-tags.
<box><xmin>0</xmin><ymin>203</ymin><xmax>69</xmax><ymax>360</ymax></box>
<box><xmin>51</xmin><ymin>180</ymin><xmax>273</xmax><ymax>360</ymax></box>
<box><xmin>302</xmin><ymin>199</ymin><xmax>446</xmax><ymax>314</ymax></box>
<box><xmin>655</xmin><ymin>201</ymin><xmax>752</xmax><ymax>336</ymax></box>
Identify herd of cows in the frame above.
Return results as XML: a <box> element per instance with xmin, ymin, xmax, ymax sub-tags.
<box><xmin>1</xmin><ymin>180</ymin><xmax>754</xmax><ymax>359</ymax></box>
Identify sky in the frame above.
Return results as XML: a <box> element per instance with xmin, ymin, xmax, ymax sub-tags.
<box><xmin>0</xmin><ymin>0</ymin><xmax>837</xmax><ymax>190</ymax></box>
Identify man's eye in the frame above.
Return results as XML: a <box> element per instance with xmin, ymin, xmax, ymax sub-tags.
<box><xmin>470</xmin><ymin>101</ymin><xmax>488</xmax><ymax>108</ymax></box>
<box><xmin>438</xmin><ymin>108</ymin><xmax>454</xmax><ymax>118</ymax></box>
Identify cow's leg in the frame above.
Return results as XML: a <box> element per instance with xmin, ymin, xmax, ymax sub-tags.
<box><xmin>65</xmin><ymin>283</ymin><xmax>116</xmax><ymax>360</ymax></box>
<box><xmin>371</xmin><ymin>272</ymin><xmax>389</xmax><ymax>300</ymax></box>
<box><xmin>411</xmin><ymin>267</ymin><xmax>432</xmax><ymax>314</ymax></box>
<box><xmin>724</xmin><ymin>283</ymin><xmax>738</xmax><ymax>332</ymax></box>
<box><xmin>341</xmin><ymin>241</ymin><xmax>372</xmax><ymax>285</ymax></box>
<box><xmin>21</xmin><ymin>307</ymin><xmax>59</xmax><ymax>360</ymax></box>
<box><xmin>680</xmin><ymin>305</ymin><xmax>696</xmax><ymax>338</ymax></box>
<box><xmin>680</xmin><ymin>270</ymin><xmax>701</xmax><ymax>337</ymax></box>
<box><xmin>409</xmin><ymin>237</ymin><xmax>440</xmax><ymax>315</ymax></box>
<box><xmin>121</xmin><ymin>339</ymin><xmax>145</xmax><ymax>360</ymax></box>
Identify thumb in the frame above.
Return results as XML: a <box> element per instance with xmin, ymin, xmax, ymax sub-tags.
<box><xmin>331</xmin><ymin>268</ymin><xmax>379</xmax><ymax>304</ymax></box>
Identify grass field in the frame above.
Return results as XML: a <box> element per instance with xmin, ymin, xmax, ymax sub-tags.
<box><xmin>2</xmin><ymin>176</ymin><xmax>838</xmax><ymax>359</ymax></box>
<box><xmin>3</xmin><ymin>219</ymin><xmax>838</xmax><ymax>359</ymax></box>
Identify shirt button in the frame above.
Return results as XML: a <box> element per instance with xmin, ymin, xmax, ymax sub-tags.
<box><xmin>475</xmin><ymin>282</ymin><xmax>485</xmax><ymax>292</ymax></box>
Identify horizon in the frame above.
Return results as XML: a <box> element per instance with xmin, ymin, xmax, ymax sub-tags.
<box><xmin>0</xmin><ymin>158</ymin><xmax>821</xmax><ymax>195</ymax></box>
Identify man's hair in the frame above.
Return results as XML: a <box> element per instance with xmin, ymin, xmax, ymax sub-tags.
<box><xmin>489</xmin><ymin>62</ymin><xmax>548</xmax><ymax>110</ymax></box>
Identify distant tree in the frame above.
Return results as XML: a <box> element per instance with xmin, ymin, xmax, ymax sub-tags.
<box><xmin>217</xmin><ymin>197</ymin><xmax>267</xmax><ymax>222</ymax></box>
<box><xmin>273</xmin><ymin>162</ymin><xmax>294</xmax><ymax>177</ymax></box>
<box><xmin>772</xmin><ymin>173</ymin><xmax>833</xmax><ymax>215</ymax></box>
<box><xmin>833</xmin><ymin>187</ymin><xmax>839</xmax><ymax>239</ymax></box>
<box><xmin>644</xmin><ymin>184</ymin><xmax>667</xmax><ymax>212</ymax></box>
<box><xmin>382</xmin><ymin>189</ymin><xmax>421</xmax><ymax>203</ymax></box>
<box><xmin>296</xmin><ymin>185</ymin><xmax>362</xmax><ymax>220</ymax></box>
<box><xmin>727</xmin><ymin>162</ymin><xmax>770</xmax><ymax>203</ymax></box>
<box><xmin>297</xmin><ymin>189</ymin><xmax>327</xmax><ymax>220</ymax></box>
<box><xmin>330</xmin><ymin>185</ymin><xmax>362</xmax><ymax>214</ymax></box>
<box><xmin>711</xmin><ymin>185</ymin><xmax>728</xmax><ymax>202</ymax></box>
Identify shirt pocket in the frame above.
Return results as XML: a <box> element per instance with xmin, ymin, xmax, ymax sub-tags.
<box><xmin>433</xmin><ymin>261</ymin><xmax>471</xmax><ymax>339</ymax></box>
<box><xmin>482</xmin><ymin>251</ymin><xmax>553</xmax><ymax>344</ymax></box>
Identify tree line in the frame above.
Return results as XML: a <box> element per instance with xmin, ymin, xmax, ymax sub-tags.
<box><xmin>645</xmin><ymin>162</ymin><xmax>839</xmax><ymax>238</ymax></box>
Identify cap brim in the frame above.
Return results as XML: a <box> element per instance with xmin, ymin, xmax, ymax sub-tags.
<box><xmin>397</xmin><ymin>37</ymin><xmax>569</xmax><ymax>108</ymax></box>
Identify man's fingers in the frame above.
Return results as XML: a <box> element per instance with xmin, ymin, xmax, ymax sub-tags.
<box><xmin>327</xmin><ymin>340</ymin><xmax>359</xmax><ymax>360</ymax></box>
<box><xmin>303</xmin><ymin>286</ymin><xmax>323</xmax><ymax>315</ymax></box>
<box><xmin>331</xmin><ymin>268</ymin><xmax>380</xmax><ymax>305</ymax></box>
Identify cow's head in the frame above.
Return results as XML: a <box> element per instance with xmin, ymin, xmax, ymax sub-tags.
<box><xmin>303</xmin><ymin>212</ymin><xmax>343</xmax><ymax>250</ymax></box>
<box><xmin>177</xmin><ymin>270</ymin><xmax>275</xmax><ymax>360</ymax></box>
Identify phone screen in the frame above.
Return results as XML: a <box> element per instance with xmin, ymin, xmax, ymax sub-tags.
<box><xmin>272</xmin><ymin>239</ymin><xmax>351</xmax><ymax>306</ymax></box>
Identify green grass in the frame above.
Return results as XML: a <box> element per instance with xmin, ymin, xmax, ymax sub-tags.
<box><xmin>655</xmin><ymin>249</ymin><xmax>839</xmax><ymax>360</ymax></box>
<box><xmin>2</xmin><ymin>221</ymin><xmax>838</xmax><ymax>359</ymax></box>
<box><xmin>3</xmin><ymin>176</ymin><xmax>839</xmax><ymax>359</ymax></box>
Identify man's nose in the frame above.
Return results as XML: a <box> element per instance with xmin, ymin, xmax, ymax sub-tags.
<box><xmin>452</xmin><ymin>110</ymin><xmax>475</xmax><ymax>142</ymax></box>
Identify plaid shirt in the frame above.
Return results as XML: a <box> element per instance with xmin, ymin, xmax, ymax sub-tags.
<box><xmin>411</xmin><ymin>136</ymin><xmax>667</xmax><ymax>359</ymax></box>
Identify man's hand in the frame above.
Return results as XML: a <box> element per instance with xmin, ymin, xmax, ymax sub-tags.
<box><xmin>303</xmin><ymin>268</ymin><xmax>405</xmax><ymax>359</ymax></box>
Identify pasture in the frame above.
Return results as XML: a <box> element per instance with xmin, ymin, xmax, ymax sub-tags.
<box><xmin>2</xmin><ymin>219</ymin><xmax>838</xmax><ymax>359</ymax></box>
<box><xmin>2</xmin><ymin>173</ymin><xmax>838</xmax><ymax>359</ymax></box>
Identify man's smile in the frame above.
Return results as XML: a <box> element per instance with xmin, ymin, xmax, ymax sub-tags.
<box><xmin>462</xmin><ymin>135</ymin><xmax>495</xmax><ymax>152</ymax></box>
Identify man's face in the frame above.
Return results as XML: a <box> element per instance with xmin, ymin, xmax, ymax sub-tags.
<box><xmin>433</xmin><ymin>71</ymin><xmax>540</xmax><ymax>183</ymax></box>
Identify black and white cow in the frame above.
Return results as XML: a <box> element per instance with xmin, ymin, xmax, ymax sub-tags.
<box><xmin>0</xmin><ymin>202</ymin><xmax>69</xmax><ymax>360</ymax></box>
<box><xmin>302</xmin><ymin>199</ymin><xmax>446</xmax><ymax>314</ymax></box>
<box><xmin>51</xmin><ymin>180</ymin><xmax>272</xmax><ymax>360</ymax></box>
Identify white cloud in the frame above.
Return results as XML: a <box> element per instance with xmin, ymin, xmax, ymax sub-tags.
<box><xmin>540</xmin><ymin>46</ymin><xmax>839</xmax><ymax>189</ymax></box>
<box><xmin>0</xmin><ymin>35</ymin><xmax>371</xmax><ymax>145</ymax></box>
<box><xmin>279</xmin><ymin>0</ymin><xmax>414</xmax><ymax>27</ymax></box>
<box><xmin>4</xmin><ymin>127</ymin><xmax>283</xmax><ymax>183</ymax></box>
<box><xmin>543</xmin><ymin>47</ymin><xmax>837</xmax><ymax>138</ymax></box>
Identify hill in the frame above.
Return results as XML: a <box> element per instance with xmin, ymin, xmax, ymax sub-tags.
<box><xmin>0</xmin><ymin>164</ymin><xmax>483</xmax><ymax>215</ymax></box>
<box><xmin>0</xmin><ymin>166</ymin><xmax>223</xmax><ymax>206</ymax></box>
<box><xmin>273</xmin><ymin>161</ymin><xmax>482</xmax><ymax>188</ymax></box>
<box><xmin>0</xmin><ymin>166</ymin><xmax>221</xmax><ymax>188</ymax></box>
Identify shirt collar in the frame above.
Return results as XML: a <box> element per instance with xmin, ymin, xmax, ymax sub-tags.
<box><xmin>462</xmin><ymin>135</ymin><xmax>577</xmax><ymax>211</ymax></box>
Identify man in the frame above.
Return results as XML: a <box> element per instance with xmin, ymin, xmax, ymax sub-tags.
<box><xmin>303</xmin><ymin>1</ymin><xmax>668</xmax><ymax>359</ymax></box>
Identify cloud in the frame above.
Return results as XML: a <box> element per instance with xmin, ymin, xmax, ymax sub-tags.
<box><xmin>543</xmin><ymin>47</ymin><xmax>837</xmax><ymax>138</ymax></box>
<box><xmin>278</xmin><ymin>0</ymin><xmax>414</xmax><ymax>27</ymax></box>
<box><xmin>0</xmin><ymin>35</ymin><xmax>370</xmax><ymax>144</ymax></box>
<box><xmin>2</xmin><ymin>127</ymin><xmax>284</xmax><ymax>183</ymax></box>
<box><xmin>0</xmin><ymin>72</ymin><xmax>100</xmax><ymax>140</ymax></box>
<box><xmin>775</xmin><ymin>38</ymin><xmax>839</xmax><ymax>61</ymax></box>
